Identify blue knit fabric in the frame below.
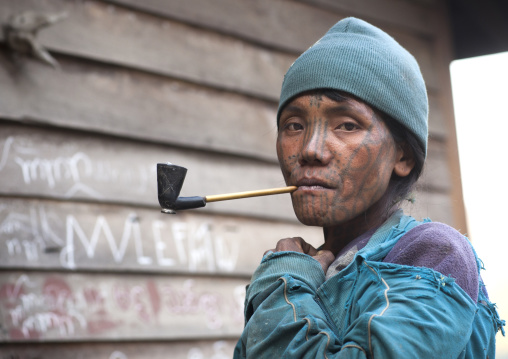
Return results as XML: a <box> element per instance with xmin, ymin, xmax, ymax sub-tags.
<box><xmin>233</xmin><ymin>212</ymin><xmax>504</xmax><ymax>358</ymax></box>
<box><xmin>277</xmin><ymin>17</ymin><xmax>429</xmax><ymax>156</ymax></box>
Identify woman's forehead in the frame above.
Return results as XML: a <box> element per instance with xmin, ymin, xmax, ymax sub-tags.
<box><xmin>282</xmin><ymin>92</ymin><xmax>375</xmax><ymax>115</ymax></box>
<box><xmin>286</xmin><ymin>90</ymin><xmax>371</xmax><ymax>109</ymax></box>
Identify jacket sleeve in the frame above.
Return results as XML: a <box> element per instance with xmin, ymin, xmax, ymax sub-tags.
<box><xmin>234</xmin><ymin>251</ymin><xmax>346</xmax><ymax>359</ymax></box>
<box><xmin>234</xmin><ymin>251</ymin><xmax>479</xmax><ymax>359</ymax></box>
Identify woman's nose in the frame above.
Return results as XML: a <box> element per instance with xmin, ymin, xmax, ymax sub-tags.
<box><xmin>299</xmin><ymin>127</ymin><xmax>331</xmax><ymax>166</ymax></box>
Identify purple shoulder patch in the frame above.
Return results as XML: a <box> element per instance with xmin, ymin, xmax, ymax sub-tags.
<box><xmin>383</xmin><ymin>222</ymin><xmax>479</xmax><ymax>302</ymax></box>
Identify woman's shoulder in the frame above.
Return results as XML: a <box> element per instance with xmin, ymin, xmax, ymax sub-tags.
<box><xmin>384</xmin><ymin>221</ymin><xmax>479</xmax><ymax>301</ymax></box>
<box><xmin>387</xmin><ymin>221</ymin><xmax>473</xmax><ymax>260</ymax></box>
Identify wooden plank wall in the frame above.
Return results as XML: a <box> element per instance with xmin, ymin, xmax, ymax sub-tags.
<box><xmin>0</xmin><ymin>0</ymin><xmax>464</xmax><ymax>357</ymax></box>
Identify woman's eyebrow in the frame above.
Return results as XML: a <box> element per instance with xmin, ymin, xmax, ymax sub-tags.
<box><xmin>281</xmin><ymin>104</ymin><xmax>307</xmax><ymax>117</ymax></box>
<box><xmin>323</xmin><ymin>104</ymin><xmax>354</xmax><ymax>116</ymax></box>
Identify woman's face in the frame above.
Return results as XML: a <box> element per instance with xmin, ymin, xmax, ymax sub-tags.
<box><xmin>277</xmin><ymin>93</ymin><xmax>405</xmax><ymax>228</ymax></box>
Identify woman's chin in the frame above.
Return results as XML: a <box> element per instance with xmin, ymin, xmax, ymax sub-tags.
<box><xmin>294</xmin><ymin>210</ymin><xmax>331</xmax><ymax>227</ymax></box>
<box><xmin>292</xmin><ymin>202</ymin><xmax>352</xmax><ymax>227</ymax></box>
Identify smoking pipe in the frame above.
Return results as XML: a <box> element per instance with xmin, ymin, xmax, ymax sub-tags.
<box><xmin>157</xmin><ymin>163</ymin><xmax>297</xmax><ymax>214</ymax></box>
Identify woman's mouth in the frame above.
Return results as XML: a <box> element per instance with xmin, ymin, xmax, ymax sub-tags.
<box><xmin>298</xmin><ymin>185</ymin><xmax>328</xmax><ymax>190</ymax></box>
<box><xmin>295</xmin><ymin>178</ymin><xmax>334</xmax><ymax>191</ymax></box>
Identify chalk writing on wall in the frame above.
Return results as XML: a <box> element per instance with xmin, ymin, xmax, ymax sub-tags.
<box><xmin>0</xmin><ymin>135</ymin><xmax>154</xmax><ymax>199</ymax></box>
<box><xmin>0</xmin><ymin>273</ymin><xmax>246</xmax><ymax>340</ymax></box>
<box><xmin>0</xmin><ymin>202</ymin><xmax>240</xmax><ymax>273</ymax></box>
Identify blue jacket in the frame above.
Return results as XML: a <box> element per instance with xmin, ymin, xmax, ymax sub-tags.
<box><xmin>234</xmin><ymin>211</ymin><xmax>504</xmax><ymax>358</ymax></box>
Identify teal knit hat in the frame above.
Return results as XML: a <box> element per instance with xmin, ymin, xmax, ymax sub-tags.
<box><xmin>277</xmin><ymin>17</ymin><xmax>429</xmax><ymax>156</ymax></box>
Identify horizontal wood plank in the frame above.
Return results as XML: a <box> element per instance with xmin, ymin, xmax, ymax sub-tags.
<box><xmin>0</xmin><ymin>197</ymin><xmax>321</xmax><ymax>275</ymax></box>
<box><xmin>0</xmin><ymin>272</ymin><xmax>247</xmax><ymax>341</ymax></box>
<box><xmin>1</xmin><ymin>340</ymin><xmax>238</xmax><ymax>359</ymax></box>
<box><xmin>0</xmin><ymin>51</ymin><xmax>279</xmax><ymax>162</ymax></box>
<box><xmin>298</xmin><ymin>0</ymin><xmax>438</xmax><ymax>37</ymax></box>
<box><xmin>0</xmin><ymin>123</ymin><xmax>298</xmax><ymax>221</ymax></box>
<box><xmin>0</xmin><ymin>0</ymin><xmax>440</xmax><ymax>98</ymax></box>
<box><xmin>103</xmin><ymin>0</ymin><xmax>438</xmax><ymax>49</ymax></box>
<box><xmin>101</xmin><ymin>0</ymin><xmax>441</xmax><ymax>91</ymax></box>
<box><xmin>102</xmin><ymin>0</ymin><xmax>340</xmax><ymax>53</ymax></box>
<box><xmin>0</xmin><ymin>0</ymin><xmax>294</xmax><ymax>100</ymax></box>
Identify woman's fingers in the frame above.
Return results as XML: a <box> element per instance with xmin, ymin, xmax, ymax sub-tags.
<box><xmin>265</xmin><ymin>238</ymin><xmax>335</xmax><ymax>273</ymax></box>
<box><xmin>264</xmin><ymin>237</ymin><xmax>316</xmax><ymax>255</ymax></box>
<box><xmin>274</xmin><ymin>237</ymin><xmax>316</xmax><ymax>254</ymax></box>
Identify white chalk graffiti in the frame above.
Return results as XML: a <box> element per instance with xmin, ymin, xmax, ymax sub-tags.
<box><xmin>153</xmin><ymin>220</ymin><xmax>240</xmax><ymax>272</ymax></box>
<box><xmin>62</xmin><ymin>214</ymin><xmax>151</xmax><ymax>268</ymax></box>
<box><xmin>0</xmin><ymin>204</ymin><xmax>240</xmax><ymax>273</ymax></box>
<box><xmin>1</xmin><ymin>135</ymin><xmax>101</xmax><ymax>198</ymax></box>
<box><xmin>61</xmin><ymin>212</ymin><xmax>239</xmax><ymax>271</ymax></box>
<box><xmin>2</xmin><ymin>206</ymin><xmax>64</xmax><ymax>263</ymax></box>
<box><xmin>0</xmin><ymin>135</ymin><xmax>152</xmax><ymax>199</ymax></box>
<box><xmin>14</xmin><ymin>151</ymin><xmax>92</xmax><ymax>189</ymax></box>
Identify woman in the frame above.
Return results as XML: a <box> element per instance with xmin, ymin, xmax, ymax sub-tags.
<box><xmin>234</xmin><ymin>17</ymin><xmax>504</xmax><ymax>358</ymax></box>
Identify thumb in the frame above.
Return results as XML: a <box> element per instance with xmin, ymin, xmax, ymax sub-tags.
<box><xmin>314</xmin><ymin>250</ymin><xmax>335</xmax><ymax>273</ymax></box>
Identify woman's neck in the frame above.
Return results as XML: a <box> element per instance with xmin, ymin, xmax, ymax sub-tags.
<box><xmin>321</xmin><ymin>201</ymin><xmax>398</xmax><ymax>255</ymax></box>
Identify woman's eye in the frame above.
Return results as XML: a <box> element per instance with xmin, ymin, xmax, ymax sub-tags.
<box><xmin>337</xmin><ymin>122</ymin><xmax>358</xmax><ymax>131</ymax></box>
<box><xmin>285</xmin><ymin>122</ymin><xmax>304</xmax><ymax>131</ymax></box>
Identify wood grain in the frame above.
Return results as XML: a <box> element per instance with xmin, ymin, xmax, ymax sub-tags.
<box><xmin>0</xmin><ymin>0</ymin><xmax>440</xmax><ymax>99</ymax></box>
<box><xmin>0</xmin><ymin>197</ymin><xmax>321</xmax><ymax>275</ymax></box>
<box><xmin>1</xmin><ymin>340</ymin><xmax>239</xmax><ymax>359</ymax></box>
<box><xmin>0</xmin><ymin>123</ymin><xmax>298</xmax><ymax>220</ymax></box>
<box><xmin>103</xmin><ymin>0</ymin><xmax>438</xmax><ymax>49</ymax></box>
<box><xmin>101</xmin><ymin>0</ymin><xmax>441</xmax><ymax>90</ymax></box>
<box><xmin>0</xmin><ymin>0</ymin><xmax>294</xmax><ymax>100</ymax></box>
<box><xmin>298</xmin><ymin>0</ymin><xmax>438</xmax><ymax>36</ymax></box>
<box><xmin>0</xmin><ymin>51</ymin><xmax>279</xmax><ymax>162</ymax></box>
<box><xmin>0</xmin><ymin>271</ymin><xmax>248</xmax><ymax>341</ymax></box>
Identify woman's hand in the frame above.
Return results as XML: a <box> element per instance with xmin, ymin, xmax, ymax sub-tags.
<box><xmin>265</xmin><ymin>237</ymin><xmax>335</xmax><ymax>273</ymax></box>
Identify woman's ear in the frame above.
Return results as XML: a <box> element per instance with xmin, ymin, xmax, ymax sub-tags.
<box><xmin>393</xmin><ymin>142</ymin><xmax>415</xmax><ymax>177</ymax></box>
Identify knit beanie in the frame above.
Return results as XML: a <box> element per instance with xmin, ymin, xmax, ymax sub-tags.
<box><xmin>277</xmin><ymin>17</ymin><xmax>429</xmax><ymax>156</ymax></box>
